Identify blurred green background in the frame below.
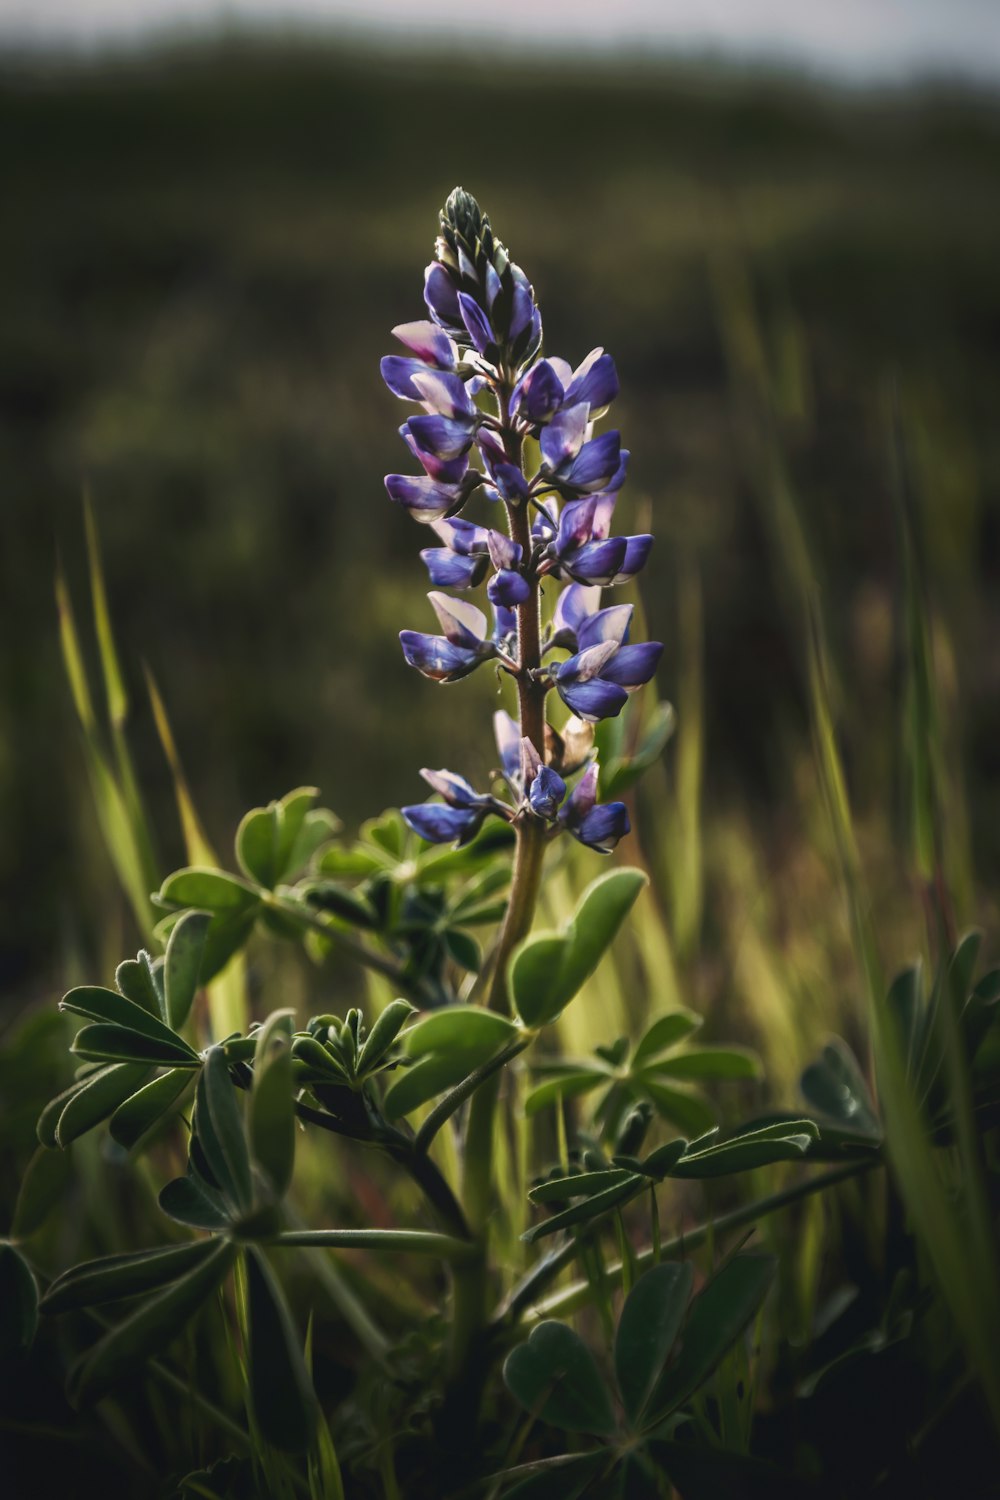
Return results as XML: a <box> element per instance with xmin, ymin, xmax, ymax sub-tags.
<box><xmin>3</xmin><ymin>40</ymin><xmax>1000</xmax><ymax>1035</ymax></box>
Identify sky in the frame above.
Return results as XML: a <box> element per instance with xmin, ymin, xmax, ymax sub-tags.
<box><xmin>2</xmin><ymin>0</ymin><xmax>1000</xmax><ymax>84</ymax></box>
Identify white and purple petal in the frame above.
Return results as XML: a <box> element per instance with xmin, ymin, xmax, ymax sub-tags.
<box><xmin>428</xmin><ymin>591</ymin><xmax>489</xmax><ymax>648</ymax></box>
<box><xmin>420</xmin><ymin>548</ymin><xmax>486</xmax><ymax>589</ymax></box>
<box><xmin>424</xmin><ymin>262</ymin><xmax>463</xmax><ymax>329</ymax></box>
<box><xmin>564</xmin><ymin>431</ymin><xmax>622</xmax><ymax>493</ymax></box>
<box><xmin>576</xmin><ymin>603</ymin><xmax>633</xmax><ymax>652</ymax></box>
<box><xmin>399</xmin><ymin>631</ymin><xmax>488</xmax><ymax>682</ymax></box>
<box><xmin>600</xmin><ymin>640</ymin><xmax>663</xmax><ymax>690</ymax></box>
<box><xmin>457</xmin><ymin>291</ymin><xmax>496</xmax><ymax>357</ymax></box>
<box><xmin>488</xmin><ymin>569</ymin><xmax>531</xmax><ymax>608</ymax></box>
<box><xmin>564</xmin><ymin>350</ymin><xmax>619</xmax><ymax>413</ymax></box>
<box><xmin>540</xmin><ymin>405</ymin><xmax>589</xmax><ymax>472</ymax></box>
<box><xmin>493</xmin><ymin>709</ymin><xmax>522</xmax><ymax>785</ymax></box>
<box><xmin>562</xmin><ymin>536</ymin><xmax>629</xmax><ymax>586</ymax></box>
<box><xmin>391</xmin><ymin>320</ymin><xmax>456</xmax><ymax>368</ymax></box>
<box><xmin>385</xmin><ymin>473</ymin><xmax>463</xmax><ymax>524</ymax></box>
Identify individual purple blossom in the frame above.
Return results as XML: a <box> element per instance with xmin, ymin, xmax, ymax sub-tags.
<box><xmin>553</xmin><ymin>635</ymin><xmax>663</xmax><ymax>723</ymax></box>
<box><xmin>419</xmin><ymin>517</ymin><xmax>491</xmax><ymax>589</ymax></box>
<box><xmin>558</xmin><ymin>763</ymin><xmax>631</xmax><ymax>854</ymax></box>
<box><xmin>402</xmin><ymin>768</ymin><xmax>497</xmax><ymax>846</ymax></box>
<box><xmin>511</xmin><ymin>348</ymin><xmax>618</xmax><ymax>426</ymax></box>
<box><xmin>400</xmin><ymin>593</ymin><xmax>513</xmax><ymax>683</ymax></box>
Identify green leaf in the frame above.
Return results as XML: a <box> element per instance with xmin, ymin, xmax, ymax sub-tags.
<box><xmin>443</xmin><ymin>927</ymin><xmax>482</xmax><ymax>972</ymax></box>
<box><xmin>363</xmin><ymin>809</ymin><xmax>408</xmax><ymax>859</ymax></box>
<box><xmin>503</xmin><ymin>1321</ymin><xmax>617</xmax><ymax>1435</ymax></box>
<box><xmin>511</xmin><ymin>869</ymin><xmax>647</xmax><ymax>1027</ymax></box>
<box><xmin>529</xmin><ymin>1169</ymin><xmax>631</xmax><ymax>1205</ymax></box>
<box><xmin>246</xmin><ymin>1248</ymin><xmax>317</xmax><ymax>1451</ymax></box>
<box><xmin>523</xmin><ymin>1175</ymin><xmax>643</xmax><ymax>1244</ymax></box>
<box><xmin>524</xmin><ymin>1070</ymin><xmax>606</xmax><ymax>1117</ymax></box>
<box><xmin>159</xmin><ymin>1174</ymin><xmax>232</xmax><ymax>1231</ymax></box>
<box><xmin>671</xmin><ymin>1122</ymin><xmax>818</xmax><ymax>1179</ymax></box>
<box><xmin>635</xmin><ymin>1078</ymin><xmax>716</xmax><ymax>1138</ymax></box>
<box><xmin>0</xmin><ymin>1244</ymin><xmax>38</xmax><ymax>1356</ymax></box>
<box><xmin>109</xmin><ymin>1067</ymin><xmax>196</xmax><ymax>1150</ymax></box>
<box><xmin>12</xmin><ymin>1145</ymin><xmax>75</xmax><ymax>1239</ymax></box>
<box><xmin>298</xmin><ymin>881</ymin><xmax>379</xmax><ymax>928</ymax></box>
<box><xmin>71</xmin><ymin>1023</ymin><xmax>198</xmax><ymax>1068</ymax></box>
<box><xmin>382</xmin><ymin>1051</ymin><xmax>484</xmax><ymax>1120</ymax></box>
<box><xmin>164</xmin><ymin>910</ymin><xmax>211</xmax><ymax>1031</ymax></box>
<box><xmin>38</xmin><ymin>1063</ymin><xmax>151</xmax><ymax>1148</ymax></box>
<box><xmin>291</xmin><ymin>1034</ymin><xmax>351</xmax><ymax>1083</ymax></box>
<box><xmin>196</xmin><ymin>1047</ymin><xmax>253</xmax><ymax>1213</ymax></box>
<box><xmin>800</xmin><ymin>1040</ymin><xmax>881</xmax><ymax>1141</ymax></box>
<box><xmin>160</xmin><ymin>867</ymin><xmax>262</xmax><ymax>915</ymax></box>
<box><xmin>614</xmin><ymin>1261</ymin><xmax>694</xmax><ymax>1426</ymax></box>
<box><xmin>648</xmin><ymin>1254</ymin><xmax>776</xmax><ymax>1420</ymax></box>
<box><xmin>115</xmin><ymin>951</ymin><xmax>163</xmax><ymax>1018</ymax></box>
<box><xmin>632</xmin><ymin>1011</ymin><xmax>703</xmax><ymax>1067</ymax></box>
<box><xmin>316</xmin><ymin>845</ymin><xmax>385</xmax><ymax>880</ymax></box>
<box><xmin>69</xmin><ymin>1240</ymin><xmax>237</xmax><ymax>1407</ymax></box>
<box><xmin>645</xmin><ymin>1047</ymin><xmax>761</xmax><ymax>1082</ymax></box>
<box><xmin>61</xmin><ymin>984</ymin><xmax>183</xmax><ymax>1049</ymax></box>
<box><xmin>251</xmin><ymin>1011</ymin><xmax>296</xmax><ymax>1198</ymax></box>
<box><xmin>356</xmin><ymin>999</ymin><xmax>415</xmax><ymax>1073</ymax></box>
<box><xmin>402</xmin><ymin>1006</ymin><xmax>517</xmax><ymax>1058</ymax></box>
<box><xmin>41</xmin><ymin>1240</ymin><xmax>219</xmax><ymax>1314</ymax></box>
<box><xmin>236</xmin><ymin>804</ymin><xmax>282</xmax><ymax>887</ymax></box>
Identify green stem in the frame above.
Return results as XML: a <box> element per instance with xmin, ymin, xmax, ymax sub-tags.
<box><xmin>271</xmin><ymin>1228</ymin><xmax>478</xmax><ymax>1262</ymax></box>
<box><xmin>416</xmin><ymin>1033</ymin><xmax>533</xmax><ymax>1154</ymax></box>
<box><xmin>496</xmin><ymin>1159</ymin><xmax>878</xmax><ymax>1330</ymax></box>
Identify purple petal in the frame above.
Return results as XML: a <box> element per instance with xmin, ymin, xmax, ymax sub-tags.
<box><xmin>508</xmin><ymin>265</ymin><xmax>534</xmax><ymax>342</ymax></box>
<box><xmin>563</xmin><ymin>763</ymin><xmax>599</xmax><ymax>821</ymax></box>
<box><xmin>392</xmin><ymin>320</ymin><xmax>455</xmax><ymax>367</ymax></box>
<box><xmin>529</xmin><ymin>764</ymin><xmax>567</xmax><ymax>819</ymax></box>
<box><xmin>403</xmin><ymin>414</ymin><xmax>475</xmax><ymax>461</ymax></box>
<box><xmin>540</xmin><ymin>405</ymin><xmax>589</xmax><ymax>471</ymax></box>
<box><xmin>589</xmin><ymin>491</ymin><xmax>618</xmax><ymax>540</ymax></box>
<box><xmin>488</xmin><ymin>569</ymin><xmax>531</xmax><ymax>608</ymax></box>
<box><xmin>493</xmin><ymin>710</ymin><xmax>521</xmax><ymax>784</ymax></box>
<box><xmin>411</xmin><ymin>370</ymin><xmax>477</xmax><ymax>421</ymax></box>
<box><xmin>486</xmin><ymin>531</ymin><xmax>521</xmax><ymax>571</ymax></box>
<box><xmin>403</xmin><ymin>801</ymin><xmax>483</xmax><ymax>845</ymax></box>
<box><xmin>564</xmin><ymin>431</ymin><xmax>622</xmax><ymax>493</ymax></box>
<box><xmin>457</xmin><ymin>291</ymin><xmax>496</xmax><ymax>356</ymax></box>
<box><xmin>564</xmin><ymin>350</ymin><xmax>619</xmax><ymax>413</ymax></box>
<box><xmin>381</xmin><ymin>355</ymin><xmax>433</xmax><ymax>402</ymax></box>
<box><xmin>399</xmin><ymin>631</ymin><xmax>488</xmax><ymax>682</ymax></box>
<box><xmin>419</xmin><ymin>768</ymin><xmax>481</xmax><ymax>807</ymax></box>
<box><xmin>428</xmin><ymin>591</ymin><xmax>488</xmax><ymax>648</ymax></box>
<box><xmin>558</xmin><ymin>677</ymin><xmax>629</xmax><ymax>723</ymax></box>
<box><xmin>562</xmin><ymin>537</ymin><xmax>629</xmax><ymax>587</ymax></box>
<box><xmin>433</xmin><ymin>517</ymin><xmax>491</xmax><ymax>555</ymax></box>
<box><xmin>609</xmin><ymin>534</ymin><xmax>654</xmax><ymax>584</ymax></box>
<box><xmin>600</xmin><ymin>640</ymin><xmax>663</xmax><ymax>690</ymax></box>
<box><xmin>485</xmin><ymin>261</ymin><xmax>502</xmax><ymax>309</ymax></box>
<box><xmin>556</xmin><ymin>640</ymin><xmax>619</xmax><ymax>685</ymax></box>
<box><xmin>420</xmin><ymin>548</ymin><xmax>487</xmax><ymax>589</ymax></box>
<box><xmin>385</xmin><ymin>473</ymin><xmax>462</xmax><ymax>524</ymax></box>
<box><xmin>402</xmin><ymin>429</ymin><xmax>468</xmax><ymax>484</ymax></box>
<box><xmin>512</xmin><ymin>360</ymin><xmax>565</xmax><ymax>424</ymax></box>
<box><xmin>424</xmin><ymin>261</ymin><xmax>462</xmax><ymax>329</ymax></box>
<box><xmin>555</xmin><ymin>497</ymin><xmax>598</xmax><ymax>554</ymax></box>
<box><xmin>492</xmin><ymin>604</ymin><xmax>518</xmax><ymax>650</ymax></box>
<box><xmin>494</xmin><ymin>463</ymin><xmax>530</xmax><ymax>502</ymax></box>
<box><xmin>572</xmin><ymin>802</ymin><xmax>630</xmax><ymax>853</ymax></box>
<box><xmin>577</xmin><ymin>603</ymin><xmax>633</xmax><ymax>652</ymax></box>
<box><xmin>552</xmin><ymin>583</ymin><xmax>602</xmax><ymax>647</ymax></box>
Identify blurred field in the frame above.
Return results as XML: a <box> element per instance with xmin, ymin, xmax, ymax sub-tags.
<box><xmin>2</xmin><ymin>39</ymin><xmax>1000</xmax><ymax>1040</ymax></box>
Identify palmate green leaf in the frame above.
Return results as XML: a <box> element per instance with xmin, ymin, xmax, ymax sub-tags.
<box><xmin>41</xmin><ymin>1240</ymin><xmax>219</xmax><ymax>1314</ymax></box>
<box><xmin>109</xmin><ymin>1067</ymin><xmax>196</xmax><ymax>1150</ymax></box>
<box><xmin>71</xmin><ymin>1023</ymin><xmax>199</xmax><ymax>1068</ymax></box>
<box><xmin>511</xmin><ymin>870</ymin><xmax>647</xmax><ymax>1027</ymax></box>
<box><xmin>356</xmin><ymin>999</ymin><xmax>415</xmax><ymax>1074</ymax></box>
<box><xmin>246</xmin><ymin>1247</ymin><xmax>317</xmax><ymax>1452</ymax></box>
<box><xmin>69</xmin><ymin>1239</ymin><xmax>237</xmax><ymax>1408</ymax></box>
<box><xmin>525</xmin><ymin>1069</ymin><xmax>606</xmax><ymax>1117</ymax></box>
<box><xmin>382</xmin><ymin>1004</ymin><xmax>520</xmax><ymax>1116</ymax></box>
<box><xmin>614</xmin><ymin>1261</ymin><xmax>694</xmax><ymax>1427</ymax></box>
<box><xmin>298</xmin><ymin>881</ymin><xmax>379</xmax><ymax>928</ymax></box>
<box><xmin>644</xmin><ymin>1046</ymin><xmax>761</xmax><ymax>1082</ymax></box>
<box><xmin>196</xmin><ymin>1047</ymin><xmax>253</xmax><ymax>1214</ymax></box>
<box><xmin>237</xmin><ymin>787</ymin><xmax>335</xmax><ymax>888</ymax></box>
<box><xmin>38</xmin><ymin>1063</ymin><xmax>151</xmax><ymax>1148</ymax></box>
<box><xmin>503</xmin><ymin>1320</ymin><xmax>617</xmax><ymax>1436</ymax></box>
<box><xmin>237</xmin><ymin>803</ymin><xmax>282</xmax><ymax>888</ymax></box>
<box><xmin>315</xmin><ymin>844</ymin><xmax>386</xmax><ymax>880</ymax></box>
<box><xmin>631</xmin><ymin>1010</ymin><xmax>703</xmax><ymax>1067</ymax></box>
<box><xmin>12</xmin><ymin>1144</ymin><xmax>76</xmax><ymax>1240</ymax></box>
<box><xmin>251</xmin><ymin>1011</ymin><xmax>296</xmax><ymax>1198</ymax></box>
<box><xmin>646</xmin><ymin>1253</ymin><xmax>776</xmax><ymax>1422</ymax></box>
<box><xmin>634</xmin><ymin>1077</ymin><xmax>716</xmax><ymax>1138</ymax></box>
<box><xmin>0</xmin><ymin>1244</ymin><xmax>39</xmax><ymax>1356</ymax></box>
<box><xmin>156</xmin><ymin>869</ymin><xmax>262</xmax><ymax>984</ymax></box>
<box><xmin>61</xmin><ymin>984</ymin><xmax>181</xmax><ymax>1046</ymax></box>
<box><xmin>164</xmin><ymin>909</ymin><xmax>211</xmax><ymax>1031</ymax></box>
<box><xmin>159</xmin><ymin>1173</ymin><xmax>232</xmax><ymax>1231</ymax></box>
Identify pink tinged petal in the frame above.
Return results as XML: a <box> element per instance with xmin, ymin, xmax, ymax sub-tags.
<box><xmin>565</xmin><ymin>762</ymin><xmax>599</xmax><ymax>820</ymax></box>
<box><xmin>577</xmin><ymin>603</ymin><xmax>633</xmax><ymax>652</ymax></box>
<box><xmin>411</xmin><ymin>369</ymin><xmax>477</xmax><ymax>421</ymax></box>
<box><xmin>600</xmin><ymin>640</ymin><xmax>663</xmax><ymax>690</ymax></box>
<box><xmin>477</xmin><ymin>429</ymin><xmax>506</xmax><ymax>474</ymax></box>
<box><xmin>428</xmin><ymin>591</ymin><xmax>488</xmax><ymax>648</ymax></box>
<box><xmin>493</xmin><ymin>710</ymin><xmax>521</xmax><ymax>782</ymax></box>
<box><xmin>590</xmin><ymin>492</ymin><xmax>618</xmax><ymax>540</ymax></box>
<box><xmin>519</xmin><ymin>735</ymin><xmax>543</xmax><ymax>786</ymax></box>
<box><xmin>556</xmin><ymin>497</ymin><xmax>598</xmax><ymax>553</ymax></box>
<box><xmin>391</xmin><ymin>320</ymin><xmax>456</xmax><ymax>367</ymax></box>
<box><xmin>402</xmin><ymin>428</ymin><xmax>469</xmax><ymax>485</ymax></box>
<box><xmin>487</xmin><ymin>531</ymin><xmax>521</xmax><ymax>571</ymax></box>
<box><xmin>609</xmin><ymin>534</ymin><xmax>654</xmax><ymax>584</ymax></box>
<box><xmin>540</xmin><ymin>405</ymin><xmax>589</xmax><ymax>471</ymax></box>
<box><xmin>385</xmin><ymin>474</ymin><xmax>462</xmax><ymax>524</ymax></box>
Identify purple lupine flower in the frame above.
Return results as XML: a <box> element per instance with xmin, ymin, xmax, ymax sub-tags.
<box><xmin>558</xmin><ymin>763</ymin><xmax>630</xmax><ymax>854</ymax></box>
<box><xmin>486</xmin><ymin>531</ymin><xmax>530</xmax><ymax>607</ymax></box>
<box><xmin>554</xmin><ymin>634</ymin><xmax>663</xmax><ymax>722</ymax></box>
<box><xmin>385</xmin><ymin>473</ymin><xmax>465</xmax><ymax>525</ymax></box>
<box><xmin>400</xmin><ymin>593</ymin><xmax>503</xmax><ymax>682</ymax></box>
<box><xmin>380</xmin><ymin>320</ymin><xmax>457</xmax><ymax>402</ymax></box>
<box><xmin>511</xmin><ymin>348</ymin><xmax>618</xmax><ymax>426</ymax></box>
<box><xmin>402</xmin><ymin>768</ymin><xmax>497</xmax><ymax>845</ymax></box>
<box><xmin>419</xmin><ymin>517</ymin><xmax>491</xmax><ymax>589</ymax></box>
<box><xmin>549</xmin><ymin>584</ymin><xmax>633</xmax><ymax>655</ymax></box>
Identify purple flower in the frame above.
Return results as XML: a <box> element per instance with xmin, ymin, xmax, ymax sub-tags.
<box><xmin>402</xmin><ymin>767</ymin><xmax>496</xmax><ymax>846</ymax></box>
<box><xmin>385</xmin><ymin>473</ymin><xmax>465</xmax><ymax>525</ymax></box>
<box><xmin>550</xmin><ymin>585</ymin><xmax>633</xmax><ymax>654</ymax></box>
<box><xmin>554</xmin><ymin>634</ymin><xmax>663</xmax><ymax>722</ymax></box>
<box><xmin>419</xmin><ymin>517</ymin><xmax>491</xmax><ymax>589</ymax></box>
<box><xmin>511</xmin><ymin>348</ymin><xmax>618</xmax><ymax>426</ymax></box>
<box><xmin>400</xmin><ymin>593</ymin><xmax>517</xmax><ymax>683</ymax></box>
<box><xmin>558</xmin><ymin>764</ymin><xmax>630</xmax><ymax>853</ymax></box>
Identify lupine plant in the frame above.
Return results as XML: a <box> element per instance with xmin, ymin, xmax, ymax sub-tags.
<box><xmin>6</xmin><ymin>189</ymin><xmax>1000</xmax><ymax>1499</ymax></box>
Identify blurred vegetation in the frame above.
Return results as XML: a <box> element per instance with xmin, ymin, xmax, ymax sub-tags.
<box><xmin>2</xmin><ymin>41</ymin><xmax>1000</xmax><ymax>1035</ymax></box>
